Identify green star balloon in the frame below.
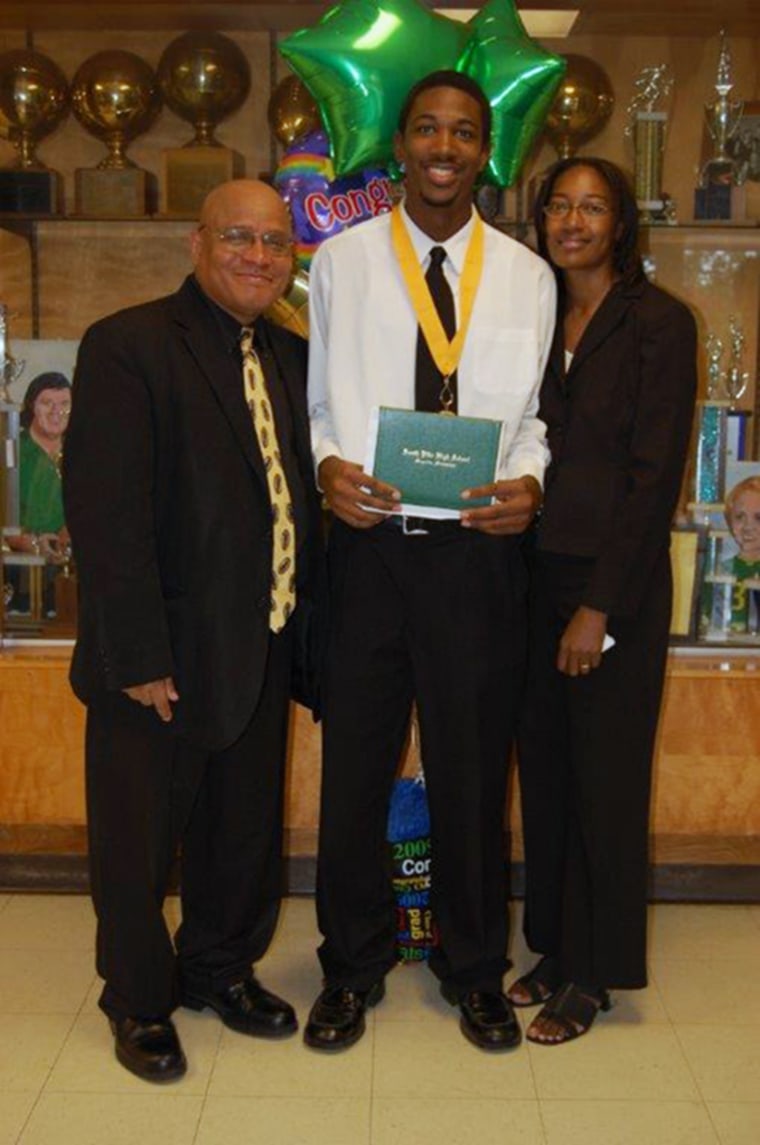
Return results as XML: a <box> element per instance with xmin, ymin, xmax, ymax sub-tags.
<box><xmin>460</xmin><ymin>0</ymin><xmax>566</xmax><ymax>186</ymax></box>
<box><xmin>280</xmin><ymin>0</ymin><xmax>468</xmax><ymax>177</ymax></box>
<box><xmin>280</xmin><ymin>0</ymin><xmax>566</xmax><ymax>187</ymax></box>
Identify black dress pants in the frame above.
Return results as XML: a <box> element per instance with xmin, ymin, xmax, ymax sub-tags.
<box><xmin>316</xmin><ymin>519</ymin><xmax>527</xmax><ymax>997</ymax></box>
<box><xmin>517</xmin><ymin>549</ymin><xmax>672</xmax><ymax>989</ymax></box>
<box><xmin>85</xmin><ymin>629</ymin><xmax>291</xmax><ymax>1020</ymax></box>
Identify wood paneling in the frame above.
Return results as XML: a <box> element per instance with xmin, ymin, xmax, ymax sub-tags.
<box><xmin>1</xmin><ymin>650</ymin><xmax>758</xmax><ymax>869</ymax></box>
<box><xmin>652</xmin><ymin>662</ymin><xmax>760</xmax><ymax>836</ymax></box>
<box><xmin>0</xmin><ymin>649</ymin><xmax>85</xmax><ymax>823</ymax></box>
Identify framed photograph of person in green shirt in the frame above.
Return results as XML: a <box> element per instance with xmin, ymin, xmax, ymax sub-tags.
<box><xmin>2</xmin><ymin>340</ymin><xmax>78</xmax><ymax>632</ymax></box>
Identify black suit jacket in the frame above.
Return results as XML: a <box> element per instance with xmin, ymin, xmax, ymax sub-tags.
<box><xmin>536</xmin><ymin>278</ymin><xmax>697</xmax><ymax>619</ymax></box>
<box><xmin>63</xmin><ymin>275</ymin><xmax>324</xmax><ymax>750</ymax></box>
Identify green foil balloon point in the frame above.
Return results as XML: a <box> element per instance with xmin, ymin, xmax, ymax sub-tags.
<box><xmin>280</xmin><ymin>0</ymin><xmax>566</xmax><ymax>188</ymax></box>
<box><xmin>460</xmin><ymin>0</ymin><xmax>566</xmax><ymax>186</ymax></box>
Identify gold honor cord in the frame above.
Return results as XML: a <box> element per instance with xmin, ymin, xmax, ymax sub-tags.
<box><xmin>390</xmin><ymin>205</ymin><xmax>485</xmax><ymax>393</ymax></box>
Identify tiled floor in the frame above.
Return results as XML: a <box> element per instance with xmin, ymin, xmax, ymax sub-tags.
<box><xmin>0</xmin><ymin>894</ymin><xmax>757</xmax><ymax>1145</ymax></box>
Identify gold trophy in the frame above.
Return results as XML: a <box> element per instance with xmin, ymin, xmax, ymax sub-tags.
<box><xmin>266</xmin><ymin>268</ymin><xmax>310</xmax><ymax>339</ymax></box>
<box><xmin>71</xmin><ymin>51</ymin><xmax>161</xmax><ymax>217</ymax></box>
<box><xmin>157</xmin><ymin>32</ymin><xmax>250</xmax><ymax>216</ymax></box>
<box><xmin>0</xmin><ymin>49</ymin><xmax>68</xmax><ymax>214</ymax></box>
<box><xmin>267</xmin><ymin>76</ymin><xmax>320</xmax><ymax>148</ymax></box>
<box><xmin>543</xmin><ymin>55</ymin><xmax>614</xmax><ymax>160</ymax></box>
<box><xmin>626</xmin><ymin>65</ymin><xmax>674</xmax><ymax>224</ymax></box>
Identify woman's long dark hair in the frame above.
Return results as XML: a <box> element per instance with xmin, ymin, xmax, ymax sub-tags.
<box><xmin>533</xmin><ymin>157</ymin><xmax>645</xmax><ymax>288</ymax></box>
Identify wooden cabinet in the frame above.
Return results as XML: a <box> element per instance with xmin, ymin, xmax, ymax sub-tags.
<box><xmin>1</xmin><ymin>647</ymin><xmax>758</xmax><ymax>897</ymax></box>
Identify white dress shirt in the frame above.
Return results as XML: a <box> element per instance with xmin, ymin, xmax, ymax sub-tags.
<box><xmin>308</xmin><ymin>203</ymin><xmax>556</xmax><ymax>485</ymax></box>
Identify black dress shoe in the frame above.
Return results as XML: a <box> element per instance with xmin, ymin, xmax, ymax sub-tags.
<box><xmin>304</xmin><ymin>981</ymin><xmax>385</xmax><ymax>1052</ymax></box>
<box><xmin>182</xmin><ymin>977</ymin><xmax>297</xmax><ymax>1038</ymax></box>
<box><xmin>441</xmin><ymin>985</ymin><xmax>522</xmax><ymax>1052</ymax></box>
<box><xmin>109</xmin><ymin>1016</ymin><xmax>187</xmax><ymax>1082</ymax></box>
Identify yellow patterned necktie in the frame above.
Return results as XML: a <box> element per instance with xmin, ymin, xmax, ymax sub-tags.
<box><xmin>240</xmin><ymin>326</ymin><xmax>296</xmax><ymax>633</ymax></box>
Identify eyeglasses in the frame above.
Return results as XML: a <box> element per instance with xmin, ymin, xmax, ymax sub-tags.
<box><xmin>543</xmin><ymin>200</ymin><xmax>611</xmax><ymax>219</ymax></box>
<box><xmin>201</xmin><ymin>226</ymin><xmax>293</xmax><ymax>256</ymax></box>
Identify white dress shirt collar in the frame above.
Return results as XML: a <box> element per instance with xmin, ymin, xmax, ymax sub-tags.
<box><xmin>399</xmin><ymin>200</ymin><xmax>476</xmax><ymax>276</ymax></box>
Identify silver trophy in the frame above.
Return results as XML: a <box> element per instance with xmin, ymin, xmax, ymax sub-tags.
<box><xmin>0</xmin><ymin>312</ymin><xmax>24</xmax><ymax>405</ymax></box>
<box><xmin>705</xmin><ymin>332</ymin><xmax>725</xmax><ymax>401</ymax></box>
<box><xmin>626</xmin><ymin>65</ymin><xmax>674</xmax><ymax>224</ymax></box>
<box><xmin>724</xmin><ymin>315</ymin><xmax>749</xmax><ymax>406</ymax></box>
<box><xmin>1</xmin><ymin>304</ymin><xmax>22</xmax><ymax>543</ymax></box>
<box><xmin>701</xmin><ymin>30</ymin><xmax>743</xmax><ymax>187</ymax></box>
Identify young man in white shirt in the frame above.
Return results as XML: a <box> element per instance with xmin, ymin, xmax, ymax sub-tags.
<box><xmin>305</xmin><ymin>71</ymin><xmax>555</xmax><ymax>1053</ymax></box>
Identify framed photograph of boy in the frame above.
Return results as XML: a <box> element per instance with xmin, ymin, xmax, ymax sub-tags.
<box><xmin>699</xmin><ymin>460</ymin><xmax>760</xmax><ymax>642</ymax></box>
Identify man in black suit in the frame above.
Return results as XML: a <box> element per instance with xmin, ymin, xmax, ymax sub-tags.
<box><xmin>63</xmin><ymin>179</ymin><xmax>323</xmax><ymax>1083</ymax></box>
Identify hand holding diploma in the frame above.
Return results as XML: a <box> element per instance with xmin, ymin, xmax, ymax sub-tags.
<box><xmin>460</xmin><ymin>475</ymin><xmax>543</xmax><ymax>536</ymax></box>
<box><xmin>319</xmin><ymin>455</ymin><xmax>400</xmax><ymax>528</ymax></box>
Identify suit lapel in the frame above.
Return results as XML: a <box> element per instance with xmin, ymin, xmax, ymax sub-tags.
<box><xmin>170</xmin><ymin>280</ymin><xmax>267</xmax><ymax>486</ymax></box>
<box><xmin>543</xmin><ymin>322</ymin><xmax>566</xmax><ymax>401</ymax></box>
<box><xmin>264</xmin><ymin>321</ymin><xmax>312</xmax><ymax>478</ymax></box>
<box><xmin>566</xmin><ymin>283</ymin><xmax>635</xmax><ymax>381</ymax></box>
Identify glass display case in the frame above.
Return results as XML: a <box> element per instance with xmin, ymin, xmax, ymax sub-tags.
<box><xmin>1</xmin><ymin>10</ymin><xmax>759</xmax><ymax>649</ymax></box>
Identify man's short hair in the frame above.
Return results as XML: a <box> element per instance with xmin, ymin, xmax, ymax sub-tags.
<box><xmin>397</xmin><ymin>70</ymin><xmax>492</xmax><ymax>147</ymax></box>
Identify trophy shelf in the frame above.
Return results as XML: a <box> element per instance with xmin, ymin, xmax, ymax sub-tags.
<box><xmin>641</xmin><ymin>223</ymin><xmax>759</xmax><ymax>431</ymax></box>
<box><xmin>0</xmin><ymin>214</ymin><xmax>198</xmax><ymax>339</ymax></box>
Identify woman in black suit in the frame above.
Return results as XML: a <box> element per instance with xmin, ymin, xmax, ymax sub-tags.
<box><xmin>508</xmin><ymin>158</ymin><xmax>697</xmax><ymax>1044</ymax></box>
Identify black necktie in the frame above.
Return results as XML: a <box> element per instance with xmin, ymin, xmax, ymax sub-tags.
<box><xmin>415</xmin><ymin>245</ymin><xmax>457</xmax><ymax>414</ymax></box>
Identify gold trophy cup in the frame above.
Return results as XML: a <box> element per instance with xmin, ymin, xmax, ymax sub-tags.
<box><xmin>0</xmin><ymin>49</ymin><xmax>68</xmax><ymax>213</ymax></box>
<box><xmin>543</xmin><ymin>55</ymin><xmax>614</xmax><ymax>161</ymax></box>
<box><xmin>71</xmin><ymin>51</ymin><xmax>161</xmax><ymax>216</ymax></box>
<box><xmin>267</xmin><ymin>76</ymin><xmax>321</xmax><ymax>148</ymax></box>
<box><xmin>157</xmin><ymin>32</ymin><xmax>250</xmax><ymax>215</ymax></box>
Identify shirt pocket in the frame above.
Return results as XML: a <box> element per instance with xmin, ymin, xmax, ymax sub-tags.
<box><xmin>468</xmin><ymin>327</ymin><xmax>539</xmax><ymax>396</ymax></box>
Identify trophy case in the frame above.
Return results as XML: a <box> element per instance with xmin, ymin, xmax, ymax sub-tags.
<box><xmin>0</xmin><ymin>1</ymin><xmax>758</xmax><ymax>895</ymax></box>
<box><xmin>2</xmin><ymin>10</ymin><xmax>759</xmax><ymax>650</ymax></box>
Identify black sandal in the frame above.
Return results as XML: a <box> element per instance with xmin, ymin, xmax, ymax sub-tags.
<box><xmin>526</xmin><ymin>982</ymin><xmax>611</xmax><ymax>1045</ymax></box>
<box><xmin>506</xmin><ymin>955</ymin><xmax>562</xmax><ymax>1008</ymax></box>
